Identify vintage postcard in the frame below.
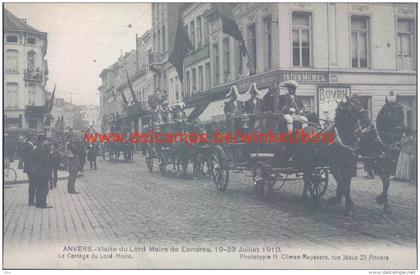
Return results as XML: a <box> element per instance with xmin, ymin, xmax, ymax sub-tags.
<box><xmin>2</xmin><ymin>1</ymin><xmax>417</xmax><ymax>270</ymax></box>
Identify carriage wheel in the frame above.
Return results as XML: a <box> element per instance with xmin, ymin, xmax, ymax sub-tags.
<box><xmin>158</xmin><ymin>152</ymin><xmax>166</xmax><ymax>176</ymax></box>
<box><xmin>212</xmin><ymin>146</ymin><xmax>229</xmax><ymax>191</ymax></box>
<box><xmin>253</xmin><ymin>163</ymin><xmax>275</xmax><ymax>199</ymax></box>
<box><xmin>145</xmin><ymin>145</ymin><xmax>154</xmax><ymax>172</ymax></box>
<box><xmin>308</xmin><ymin>168</ymin><xmax>329</xmax><ymax>199</ymax></box>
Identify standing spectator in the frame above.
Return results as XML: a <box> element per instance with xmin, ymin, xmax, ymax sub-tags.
<box><xmin>34</xmin><ymin>137</ymin><xmax>53</xmax><ymax>208</ymax></box>
<box><xmin>87</xmin><ymin>142</ymin><xmax>98</xmax><ymax>170</ymax></box>
<box><xmin>78</xmin><ymin>138</ymin><xmax>87</xmax><ymax>173</ymax></box>
<box><xmin>48</xmin><ymin>142</ymin><xmax>61</xmax><ymax>189</ymax></box>
<box><xmin>22</xmin><ymin>135</ymin><xmax>38</xmax><ymax>206</ymax></box>
<box><xmin>65</xmin><ymin>138</ymin><xmax>80</xmax><ymax>194</ymax></box>
<box><xmin>395</xmin><ymin>131</ymin><xmax>416</xmax><ymax>182</ymax></box>
<box><xmin>17</xmin><ymin>135</ymin><xmax>25</xmax><ymax>169</ymax></box>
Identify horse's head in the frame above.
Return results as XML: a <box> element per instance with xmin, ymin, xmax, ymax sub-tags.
<box><xmin>376</xmin><ymin>98</ymin><xmax>404</xmax><ymax>146</ymax></box>
<box><xmin>334</xmin><ymin>96</ymin><xmax>363</xmax><ymax>144</ymax></box>
<box><xmin>335</xmin><ymin>96</ymin><xmax>362</xmax><ymax>129</ymax></box>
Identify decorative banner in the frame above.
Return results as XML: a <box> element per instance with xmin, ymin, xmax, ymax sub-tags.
<box><xmin>317</xmin><ymin>86</ymin><xmax>351</xmax><ymax>125</ymax></box>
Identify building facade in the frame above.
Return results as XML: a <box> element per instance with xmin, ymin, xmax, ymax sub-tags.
<box><xmin>174</xmin><ymin>3</ymin><xmax>416</xmax><ymax>131</ymax></box>
<box><xmin>4</xmin><ymin>8</ymin><xmax>49</xmax><ymax>135</ymax></box>
<box><xmin>99</xmin><ymin>31</ymin><xmax>155</xmax><ymax>132</ymax></box>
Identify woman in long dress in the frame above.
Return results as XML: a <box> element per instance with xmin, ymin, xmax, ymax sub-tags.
<box><xmin>395</xmin><ymin>132</ymin><xmax>416</xmax><ymax>182</ymax></box>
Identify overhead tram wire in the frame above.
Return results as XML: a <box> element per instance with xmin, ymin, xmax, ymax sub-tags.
<box><xmin>70</xmin><ymin>12</ymin><xmax>148</xmax><ymax>98</ymax></box>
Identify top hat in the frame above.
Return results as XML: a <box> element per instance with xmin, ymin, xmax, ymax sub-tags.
<box><xmin>280</xmin><ymin>80</ymin><xmax>299</xmax><ymax>89</ymax></box>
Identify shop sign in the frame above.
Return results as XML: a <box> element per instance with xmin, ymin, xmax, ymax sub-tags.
<box><xmin>318</xmin><ymin>86</ymin><xmax>351</xmax><ymax>124</ymax></box>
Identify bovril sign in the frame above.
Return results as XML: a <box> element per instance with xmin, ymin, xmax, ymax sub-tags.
<box><xmin>318</xmin><ymin>86</ymin><xmax>351</xmax><ymax>125</ymax></box>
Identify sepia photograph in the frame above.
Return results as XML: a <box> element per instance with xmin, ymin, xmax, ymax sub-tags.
<box><xmin>2</xmin><ymin>1</ymin><xmax>418</xmax><ymax>270</ymax></box>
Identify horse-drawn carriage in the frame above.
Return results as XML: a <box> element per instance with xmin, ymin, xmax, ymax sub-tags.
<box><xmin>102</xmin><ymin>124</ymin><xmax>134</xmax><ymax>162</ymax></box>
<box><xmin>210</xmin><ymin>111</ymin><xmax>330</xmax><ymax>199</ymax></box>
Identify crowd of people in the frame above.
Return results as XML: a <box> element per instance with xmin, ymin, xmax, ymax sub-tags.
<box><xmin>4</xmin><ymin>127</ymin><xmax>100</xmax><ymax>209</ymax></box>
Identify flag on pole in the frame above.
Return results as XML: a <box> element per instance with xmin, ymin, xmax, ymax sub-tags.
<box><xmin>44</xmin><ymin>84</ymin><xmax>56</xmax><ymax>125</ymax></box>
<box><xmin>168</xmin><ymin>13</ymin><xmax>193</xmax><ymax>82</ymax></box>
<box><xmin>120</xmin><ymin>90</ymin><xmax>128</xmax><ymax>107</ymax></box>
<box><xmin>212</xmin><ymin>4</ymin><xmax>254</xmax><ymax>73</ymax></box>
<box><xmin>125</xmin><ymin>69</ymin><xmax>138</xmax><ymax>104</ymax></box>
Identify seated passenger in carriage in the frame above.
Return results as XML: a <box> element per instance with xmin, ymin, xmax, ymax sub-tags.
<box><xmin>244</xmin><ymin>83</ymin><xmax>263</xmax><ymax>130</ymax></box>
<box><xmin>279</xmin><ymin>80</ymin><xmax>308</xmax><ymax>132</ymax></box>
<box><xmin>224</xmin><ymin>85</ymin><xmax>244</xmax><ymax>132</ymax></box>
<box><xmin>244</xmin><ymin>83</ymin><xmax>263</xmax><ymax>115</ymax></box>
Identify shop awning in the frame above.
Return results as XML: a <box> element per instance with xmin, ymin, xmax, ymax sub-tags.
<box><xmin>198</xmin><ymin>99</ymin><xmax>227</xmax><ymax>122</ymax></box>
<box><xmin>183</xmin><ymin>107</ymin><xmax>194</xmax><ymax>117</ymax></box>
<box><xmin>187</xmin><ymin>102</ymin><xmax>210</xmax><ymax>122</ymax></box>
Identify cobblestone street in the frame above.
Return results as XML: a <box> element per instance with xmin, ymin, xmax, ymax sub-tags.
<box><xmin>4</xmin><ymin>152</ymin><xmax>417</xmax><ymax>268</ymax></box>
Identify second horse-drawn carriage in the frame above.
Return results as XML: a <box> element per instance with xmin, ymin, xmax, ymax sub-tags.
<box><xmin>144</xmin><ymin>102</ymin><xmax>212</xmax><ymax>178</ymax></box>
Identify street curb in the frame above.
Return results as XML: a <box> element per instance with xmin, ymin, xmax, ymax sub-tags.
<box><xmin>4</xmin><ymin>174</ymin><xmax>82</xmax><ymax>186</ymax></box>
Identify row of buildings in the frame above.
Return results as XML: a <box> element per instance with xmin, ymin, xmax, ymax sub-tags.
<box><xmin>4</xmin><ymin>8</ymin><xmax>101</xmax><ymax>136</ymax></box>
<box><xmin>100</xmin><ymin>3</ymin><xmax>416</xmax><ymax>132</ymax></box>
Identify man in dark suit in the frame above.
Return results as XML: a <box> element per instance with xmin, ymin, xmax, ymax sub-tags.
<box><xmin>48</xmin><ymin>142</ymin><xmax>61</xmax><ymax>189</ymax></box>
<box><xmin>66</xmin><ymin>138</ymin><xmax>80</xmax><ymax>194</ymax></box>
<box><xmin>279</xmin><ymin>80</ymin><xmax>305</xmax><ymax>112</ymax></box>
<box><xmin>87</xmin><ymin>142</ymin><xmax>98</xmax><ymax>170</ymax></box>
<box><xmin>22</xmin><ymin>134</ymin><xmax>37</xmax><ymax>206</ymax></box>
<box><xmin>279</xmin><ymin>80</ymin><xmax>307</xmax><ymax>132</ymax></box>
<box><xmin>34</xmin><ymin>136</ymin><xmax>53</xmax><ymax>208</ymax></box>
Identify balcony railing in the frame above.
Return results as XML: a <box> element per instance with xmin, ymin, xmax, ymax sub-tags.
<box><xmin>149</xmin><ymin>52</ymin><xmax>166</xmax><ymax>71</ymax></box>
<box><xmin>24</xmin><ymin>69</ymin><xmax>44</xmax><ymax>83</ymax></box>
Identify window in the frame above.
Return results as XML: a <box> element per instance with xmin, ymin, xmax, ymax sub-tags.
<box><xmin>213</xmin><ymin>43</ymin><xmax>220</xmax><ymax>85</ymax></box>
<box><xmin>237</xmin><ymin>41</ymin><xmax>243</xmax><ymax>77</ymax></box>
<box><xmin>29</xmin><ymin>120</ymin><xmax>38</xmax><ymax>129</ymax></box>
<box><xmin>205</xmin><ymin>62</ymin><xmax>210</xmax><ymax>91</ymax></box>
<box><xmin>185</xmin><ymin>71</ymin><xmax>191</xmax><ymax>97</ymax></box>
<box><xmin>27</xmin><ymin>51</ymin><xmax>36</xmax><ymax>72</ymax></box>
<box><xmin>6</xmin><ymin>35</ymin><xmax>18</xmax><ymax>43</ymax></box>
<box><xmin>153</xmin><ymin>33</ymin><xmax>157</xmax><ymax>51</ymax></box>
<box><xmin>292</xmin><ymin>13</ymin><xmax>311</xmax><ymax>67</ymax></box>
<box><xmin>197</xmin><ymin>17</ymin><xmax>202</xmax><ymax>48</ymax></box>
<box><xmin>6</xmin><ymin>50</ymin><xmax>19</xmax><ymax>73</ymax></box>
<box><xmin>27</xmin><ymin>37</ymin><xmax>36</xmax><ymax>45</ymax></box>
<box><xmin>351</xmin><ymin>16</ymin><xmax>369</xmax><ymax>68</ymax></box>
<box><xmin>223</xmin><ymin>38</ymin><xmax>230</xmax><ymax>82</ymax></box>
<box><xmin>198</xmin><ymin>65</ymin><xmax>203</xmax><ymax>93</ymax></box>
<box><xmin>190</xmin><ymin>21</ymin><xmax>195</xmax><ymax>49</ymax></box>
<box><xmin>192</xmin><ymin>68</ymin><xmax>197</xmax><ymax>94</ymax></box>
<box><xmin>301</xmin><ymin>96</ymin><xmax>315</xmax><ymax>112</ymax></box>
<box><xmin>247</xmin><ymin>24</ymin><xmax>257</xmax><ymax>74</ymax></box>
<box><xmin>6</xmin><ymin>83</ymin><xmax>18</xmax><ymax>108</ymax></box>
<box><xmin>162</xmin><ymin>26</ymin><xmax>166</xmax><ymax>51</ymax></box>
<box><xmin>397</xmin><ymin>96</ymin><xmax>416</xmax><ymax>132</ymax></box>
<box><xmin>28</xmin><ymin>85</ymin><xmax>36</xmax><ymax>106</ymax></box>
<box><xmin>264</xmin><ymin>16</ymin><xmax>273</xmax><ymax>69</ymax></box>
<box><xmin>204</xmin><ymin>21</ymin><xmax>210</xmax><ymax>45</ymax></box>
<box><xmin>397</xmin><ymin>19</ymin><xmax>415</xmax><ymax>70</ymax></box>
